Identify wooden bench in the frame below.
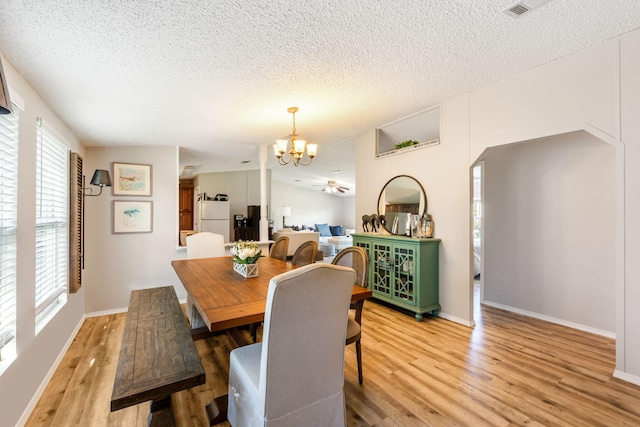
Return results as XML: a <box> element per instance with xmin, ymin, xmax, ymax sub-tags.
<box><xmin>111</xmin><ymin>286</ymin><xmax>206</xmax><ymax>426</ymax></box>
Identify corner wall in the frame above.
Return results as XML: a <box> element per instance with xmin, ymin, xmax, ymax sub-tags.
<box><xmin>355</xmin><ymin>29</ymin><xmax>640</xmax><ymax>381</ymax></box>
<box><xmin>483</xmin><ymin>132</ymin><xmax>616</xmax><ymax>333</ymax></box>
<box><xmin>83</xmin><ymin>146</ymin><xmax>186</xmax><ymax>312</ymax></box>
<box><xmin>0</xmin><ymin>56</ymin><xmax>87</xmax><ymax>427</ymax></box>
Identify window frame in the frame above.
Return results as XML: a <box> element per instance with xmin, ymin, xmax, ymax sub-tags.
<box><xmin>34</xmin><ymin>119</ymin><xmax>69</xmax><ymax>333</ymax></box>
<box><xmin>0</xmin><ymin>103</ymin><xmax>19</xmax><ymax>367</ymax></box>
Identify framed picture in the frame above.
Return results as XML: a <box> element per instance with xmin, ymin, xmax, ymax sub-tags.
<box><xmin>113</xmin><ymin>200</ymin><xmax>153</xmax><ymax>234</ymax></box>
<box><xmin>112</xmin><ymin>162</ymin><xmax>152</xmax><ymax>196</ymax></box>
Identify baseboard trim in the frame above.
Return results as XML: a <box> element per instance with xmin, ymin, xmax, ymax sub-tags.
<box><xmin>437</xmin><ymin>311</ymin><xmax>476</xmax><ymax>327</ymax></box>
<box><xmin>16</xmin><ymin>314</ymin><xmax>87</xmax><ymax>427</ymax></box>
<box><xmin>613</xmin><ymin>369</ymin><xmax>640</xmax><ymax>386</ymax></box>
<box><xmin>482</xmin><ymin>300</ymin><xmax>616</xmax><ymax>339</ymax></box>
<box><xmin>85</xmin><ymin>306</ymin><xmax>128</xmax><ymax>317</ymax></box>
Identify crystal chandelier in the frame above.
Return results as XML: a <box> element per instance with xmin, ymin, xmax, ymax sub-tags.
<box><xmin>273</xmin><ymin>107</ymin><xmax>317</xmax><ymax>166</ymax></box>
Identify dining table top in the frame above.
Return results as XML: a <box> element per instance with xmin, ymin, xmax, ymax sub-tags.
<box><xmin>171</xmin><ymin>256</ymin><xmax>372</xmax><ymax>332</ymax></box>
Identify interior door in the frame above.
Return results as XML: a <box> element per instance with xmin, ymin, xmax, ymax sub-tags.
<box><xmin>179</xmin><ymin>184</ymin><xmax>194</xmax><ymax>232</ymax></box>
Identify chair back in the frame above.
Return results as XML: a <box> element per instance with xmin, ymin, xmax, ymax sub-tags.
<box><xmin>186</xmin><ymin>232</ymin><xmax>226</xmax><ymax>259</ymax></box>
<box><xmin>269</xmin><ymin>236</ymin><xmax>289</xmax><ymax>262</ymax></box>
<box><xmin>260</xmin><ymin>264</ymin><xmax>355</xmax><ymax>423</ymax></box>
<box><xmin>331</xmin><ymin>246</ymin><xmax>369</xmax><ymax>288</ymax></box>
<box><xmin>291</xmin><ymin>240</ymin><xmax>318</xmax><ymax>266</ymax></box>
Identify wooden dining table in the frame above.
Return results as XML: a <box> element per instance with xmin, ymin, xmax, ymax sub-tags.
<box><xmin>171</xmin><ymin>255</ymin><xmax>373</xmax><ymax>425</ymax></box>
<box><xmin>171</xmin><ymin>256</ymin><xmax>372</xmax><ymax>336</ymax></box>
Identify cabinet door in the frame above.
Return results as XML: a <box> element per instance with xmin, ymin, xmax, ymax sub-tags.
<box><xmin>392</xmin><ymin>243</ymin><xmax>417</xmax><ymax>305</ymax></box>
<box><xmin>372</xmin><ymin>241</ymin><xmax>393</xmax><ymax>296</ymax></box>
<box><xmin>354</xmin><ymin>239</ymin><xmax>373</xmax><ymax>288</ymax></box>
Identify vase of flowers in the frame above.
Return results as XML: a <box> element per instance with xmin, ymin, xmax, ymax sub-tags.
<box><xmin>231</xmin><ymin>240</ymin><xmax>263</xmax><ymax>278</ymax></box>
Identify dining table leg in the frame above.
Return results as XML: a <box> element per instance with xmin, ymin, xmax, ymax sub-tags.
<box><xmin>201</xmin><ymin>328</ymin><xmax>252</xmax><ymax>425</ymax></box>
<box><xmin>205</xmin><ymin>394</ymin><xmax>228</xmax><ymax>425</ymax></box>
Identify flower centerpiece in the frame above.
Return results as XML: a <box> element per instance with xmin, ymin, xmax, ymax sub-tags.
<box><xmin>231</xmin><ymin>240</ymin><xmax>263</xmax><ymax>278</ymax></box>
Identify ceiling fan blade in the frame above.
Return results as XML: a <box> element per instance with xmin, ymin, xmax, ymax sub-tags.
<box><xmin>337</xmin><ymin>188</ymin><xmax>345</xmax><ymax>193</ymax></box>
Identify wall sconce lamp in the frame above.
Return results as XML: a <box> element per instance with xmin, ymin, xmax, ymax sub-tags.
<box><xmin>84</xmin><ymin>169</ymin><xmax>112</xmax><ymax>197</ymax></box>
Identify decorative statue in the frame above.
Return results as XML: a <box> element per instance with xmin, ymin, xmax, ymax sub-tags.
<box><xmin>362</xmin><ymin>214</ymin><xmax>379</xmax><ymax>232</ymax></box>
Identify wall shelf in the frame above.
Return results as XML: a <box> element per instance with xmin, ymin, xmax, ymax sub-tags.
<box><xmin>376</xmin><ymin>105</ymin><xmax>440</xmax><ymax>159</ymax></box>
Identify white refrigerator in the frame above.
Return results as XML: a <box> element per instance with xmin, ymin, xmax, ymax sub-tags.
<box><xmin>196</xmin><ymin>200</ymin><xmax>230</xmax><ymax>242</ymax></box>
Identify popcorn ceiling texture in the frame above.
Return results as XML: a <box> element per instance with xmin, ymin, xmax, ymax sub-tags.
<box><xmin>0</xmin><ymin>0</ymin><xmax>639</xmax><ymax>183</ymax></box>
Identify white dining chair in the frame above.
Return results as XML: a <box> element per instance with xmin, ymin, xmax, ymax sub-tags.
<box><xmin>186</xmin><ymin>231</ymin><xmax>226</xmax><ymax>259</ymax></box>
<box><xmin>185</xmin><ymin>232</ymin><xmax>226</xmax><ymax>328</ymax></box>
<box><xmin>227</xmin><ymin>263</ymin><xmax>355</xmax><ymax>427</ymax></box>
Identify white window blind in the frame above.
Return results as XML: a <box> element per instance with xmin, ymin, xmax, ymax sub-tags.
<box><xmin>0</xmin><ymin>106</ymin><xmax>18</xmax><ymax>360</ymax></box>
<box><xmin>35</xmin><ymin>120</ymin><xmax>68</xmax><ymax>330</ymax></box>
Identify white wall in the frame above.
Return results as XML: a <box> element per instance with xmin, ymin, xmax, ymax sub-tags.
<box><xmin>356</xmin><ymin>29</ymin><xmax>640</xmax><ymax>381</ymax></box>
<box><xmin>0</xmin><ymin>56</ymin><xmax>87</xmax><ymax>427</ymax></box>
<box><xmin>83</xmin><ymin>146</ymin><xmax>186</xmax><ymax>312</ymax></box>
<box><xmin>271</xmin><ymin>181</ymin><xmax>355</xmax><ymax>231</ymax></box>
<box><xmin>620</xmin><ymin>29</ymin><xmax>640</xmax><ymax>377</ymax></box>
<box><xmin>483</xmin><ymin>132</ymin><xmax>616</xmax><ymax>333</ymax></box>
<box><xmin>356</xmin><ymin>95</ymin><xmax>473</xmax><ymax>325</ymax></box>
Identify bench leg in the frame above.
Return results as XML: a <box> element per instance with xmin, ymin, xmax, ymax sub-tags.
<box><xmin>148</xmin><ymin>395</ymin><xmax>174</xmax><ymax>427</ymax></box>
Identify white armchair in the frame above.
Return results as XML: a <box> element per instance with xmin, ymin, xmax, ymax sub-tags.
<box><xmin>227</xmin><ymin>263</ymin><xmax>356</xmax><ymax>427</ymax></box>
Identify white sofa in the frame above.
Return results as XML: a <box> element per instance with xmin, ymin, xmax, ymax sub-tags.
<box><xmin>272</xmin><ymin>229</ymin><xmax>320</xmax><ymax>256</ymax></box>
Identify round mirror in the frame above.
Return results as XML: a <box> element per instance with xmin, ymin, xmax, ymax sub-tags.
<box><xmin>377</xmin><ymin>175</ymin><xmax>427</xmax><ymax>235</ymax></box>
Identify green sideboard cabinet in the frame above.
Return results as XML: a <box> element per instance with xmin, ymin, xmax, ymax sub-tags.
<box><xmin>352</xmin><ymin>233</ymin><xmax>441</xmax><ymax>321</ymax></box>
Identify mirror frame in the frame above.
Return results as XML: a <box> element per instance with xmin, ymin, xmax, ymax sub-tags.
<box><xmin>377</xmin><ymin>175</ymin><xmax>427</xmax><ymax>235</ymax></box>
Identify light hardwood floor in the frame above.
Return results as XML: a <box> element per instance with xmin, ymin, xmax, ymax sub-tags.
<box><xmin>25</xmin><ymin>295</ymin><xmax>640</xmax><ymax>426</ymax></box>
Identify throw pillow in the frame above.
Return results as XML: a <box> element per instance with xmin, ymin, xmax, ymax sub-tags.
<box><xmin>329</xmin><ymin>225</ymin><xmax>345</xmax><ymax>236</ymax></box>
<box><xmin>315</xmin><ymin>223</ymin><xmax>332</xmax><ymax>237</ymax></box>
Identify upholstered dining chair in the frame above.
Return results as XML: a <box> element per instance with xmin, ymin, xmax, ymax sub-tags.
<box><xmin>332</xmin><ymin>246</ymin><xmax>369</xmax><ymax>384</ymax></box>
<box><xmin>186</xmin><ymin>232</ymin><xmax>226</xmax><ymax>259</ymax></box>
<box><xmin>291</xmin><ymin>240</ymin><xmax>318</xmax><ymax>267</ymax></box>
<box><xmin>227</xmin><ymin>263</ymin><xmax>356</xmax><ymax>427</ymax></box>
<box><xmin>269</xmin><ymin>236</ymin><xmax>289</xmax><ymax>262</ymax></box>
<box><xmin>185</xmin><ymin>232</ymin><xmax>226</xmax><ymax>328</ymax></box>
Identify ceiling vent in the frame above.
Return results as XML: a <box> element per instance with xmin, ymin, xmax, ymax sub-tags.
<box><xmin>503</xmin><ymin>0</ymin><xmax>553</xmax><ymax>18</ymax></box>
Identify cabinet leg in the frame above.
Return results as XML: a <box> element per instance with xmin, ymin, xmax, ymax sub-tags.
<box><xmin>415</xmin><ymin>313</ymin><xmax>423</xmax><ymax>322</ymax></box>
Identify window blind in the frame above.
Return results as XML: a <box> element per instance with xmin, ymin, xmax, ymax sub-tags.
<box><xmin>0</xmin><ymin>106</ymin><xmax>18</xmax><ymax>357</ymax></box>
<box><xmin>35</xmin><ymin>120</ymin><xmax>68</xmax><ymax>326</ymax></box>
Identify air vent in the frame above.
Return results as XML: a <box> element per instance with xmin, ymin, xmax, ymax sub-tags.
<box><xmin>506</xmin><ymin>3</ymin><xmax>530</xmax><ymax>16</ymax></box>
<box><xmin>503</xmin><ymin>0</ymin><xmax>553</xmax><ymax>18</ymax></box>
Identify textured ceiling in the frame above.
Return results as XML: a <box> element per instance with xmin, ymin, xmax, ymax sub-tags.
<box><xmin>1</xmin><ymin>0</ymin><xmax>639</xmax><ymax>195</ymax></box>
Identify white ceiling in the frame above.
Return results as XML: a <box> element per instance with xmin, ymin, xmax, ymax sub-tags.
<box><xmin>1</xmin><ymin>0</ymin><xmax>639</xmax><ymax>196</ymax></box>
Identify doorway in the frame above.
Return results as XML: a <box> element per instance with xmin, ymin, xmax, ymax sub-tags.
<box><xmin>179</xmin><ymin>179</ymin><xmax>194</xmax><ymax>244</ymax></box>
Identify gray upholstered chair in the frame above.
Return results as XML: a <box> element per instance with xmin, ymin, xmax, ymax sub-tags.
<box><xmin>227</xmin><ymin>264</ymin><xmax>356</xmax><ymax>427</ymax></box>
<box><xmin>185</xmin><ymin>232</ymin><xmax>226</xmax><ymax>328</ymax></box>
<box><xmin>269</xmin><ymin>236</ymin><xmax>289</xmax><ymax>262</ymax></box>
<box><xmin>291</xmin><ymin>240</ymin><xmax>318</xmax><ymax>267</ymax></box>
<box><xmin>332</xmin><ymin>246</ymin><xmax>369</xmax><ymax>384</ymax></box>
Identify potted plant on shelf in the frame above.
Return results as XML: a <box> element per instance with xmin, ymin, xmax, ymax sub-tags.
<box><xmin>394</xmin><ymin>139</ymin><xmax>420</xmax><ymax>150</ymax></box>
<box><xmin>231</xmin><ymin>240</ymin><xmax>263</xmax><ymax>278</ymax></box>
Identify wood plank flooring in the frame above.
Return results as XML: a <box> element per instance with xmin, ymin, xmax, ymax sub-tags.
<box><xmin>25</xmin><ymin>296</ymin><xmax>640</xmax><ymax>426</ymax></box>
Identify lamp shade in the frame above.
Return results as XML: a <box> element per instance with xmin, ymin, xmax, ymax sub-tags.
<box><xmin>0</xmin><ymin>57</ymin><xmax>13</xmax><ymax>115</ymax></box>
<box><xmin>90</xmin><ymin>169</ymin><xmax>112</xmax><ymax>187</ymax></box>
<box><xmin>282</xmin><ymin>206</ymin><xmax>291</xmax><ymax>217</ymax></box>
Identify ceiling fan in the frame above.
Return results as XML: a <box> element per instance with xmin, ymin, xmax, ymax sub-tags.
<box><xmin>314</xmin><ymin>180</ymin><xmax>350</xmax><ymax>194</ymax></box>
